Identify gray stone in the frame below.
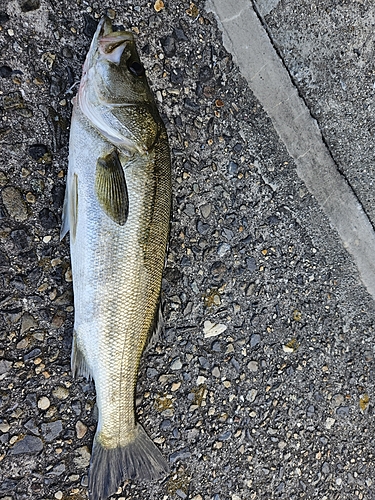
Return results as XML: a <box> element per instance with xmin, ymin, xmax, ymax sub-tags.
<box><xmin>169</xmin><ymin>447</ymin><xmax>191</xmax><ymax>464</ymax></box>
<box><xmin>218</xmin><ymin>430</ymin><xmax>232</xmax><ymax>441</ymax></box>
<box><xmin>250</xmin><ymin>334</ymin><xmax>261</xmax><ymax>348</ymax></box>
<box><xmin>0</xmin><ymin>360</ymin><xmax>12</xmax><ymax>375</ymax></box>
<box><xmin>246</xmin><ymin>257</ymin><xmax>257</xmax><ymax>272</ymax></box>
<box><xmin>217</xmin><ymin>242</ymin><xmax>231</xmax><ymax>257</ymax></box>
<box><xmin>47</xmin><ymin>463</ymin><xmax>66</xmax><ymax>476</ymax></box>
<box><xmin>200</xmin><ymin>203</ymin><xmax>211</xmax><ymax>219</ymax></box>
<box><xmin>41</xmin><ymin>420</ymin><xmax>63</xmax><ymax>443</ymax></box>
<box><xmin>0</xmin><ymin>479</ymin><xmax>18</xmax><ymax>494</ymax></box>
<box><xmin>24</xmin><ymin>418</ymin><xmax>40</xmax><ymax>436</ymax></box>
<box><xmin>1</xmin><ymin>186</ymin><xmax>28</xmax><ymax>221</ymax></box>
<box><xmin>9</xmin><ymin>435</ymin><xmax>43</xmax><ymax>454</ymax></box>
<box><xmin>322</xmin><ymin>462</ymin><xmax>330</xmax><ymax>474</ymax></box>
<box><xmin>176</xmin><ymin>489</ymin><xmax>188</xmax><ymax>499</ymax></box>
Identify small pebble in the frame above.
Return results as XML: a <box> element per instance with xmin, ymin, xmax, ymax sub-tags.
<box><xmin>41</xmin><ymin>420</ymin><xmax>63</xmax><ymax>442</ymax></box>
<box><xmin>217</xmin><ymin>243</ymin><xmax>231</xmax><ymax>257</ymax></box>
<box><xmin>154</xmin><ymin>0</ymin><xmax>164</xmax><ymax>11</ymax></box>
<box><xmin>196</xmin><ymin>376</ymin><xmax>206</xmax><ymax>385</ymax></box>
<box><xmin>203</xmin><ymin>321</ymin><xmax>227</xmax><ymax>338</ymax></box>
<box><xmin>0</xmin><ymin>421</ymin><xmax>10</xmax><ymax>433</ymax></box>
<box><xmin>200</xmin><ymin>203</ymin><xmax>211</xmax><ymax>218</ymax></box>
<box><xmin>53</xmin><ymin>386</ymin><xmax>69</xmax><ymax>400</ymax></box>
<box><xmin>332</xmin><ymin>394</ymin><xmax>344</xmax><ymax>407</ymax></box>
<box><xmin>176</xmin><ymin>490</ymin><xmax>187</xmax><ymax>499</ymax></box>
<box><xmin>250</xmin><ymin>334</ymin><xmax>260</xmax><ymax>347</ymax></box>
<box><xmin>37</xmin><ymin>396</ymin><xmax>50</xmax><ymax>410</ymax></box>
<box><xmin>76</xmin><ymin>420</ymin><xmax>88</xmax><ymax>439</ymax></box>
<box><xmin>54</xmin><ymin>492</ymin><xmax>63</xmax><ymax>499</ymax></box>
<box><xmin>248</xmin><ymin>361</ymin><xmax>258</xmax><ymax>372</ymax></box>
<box><xmin>170</xmin><ymin>358</ymin><xmax>182</xmax><ymax>370</ymax></box>
<box><xmin>228</xmin><ymin>161</ymin><xmax>238</xmax><ymax>175</ymax></box>
<box><xmin>246</xmin><ymin>389</ymin><xmax>258</xmax><ymax>402</ymax></box>
<box><xmin>283</xmin><ymin>345</ymin><xmax>294</xmax><ymax>353</ymax></box>
<box><xmin>1</xmin><ymin>186</ymin><xmax>28</xmax><ymax>221</ymax></box>
<box><xmin>74</xmin><ymin>446</ymin><xmax>91</xmax><ymax>468</ymax></box>
<box><xmin>325</xmin><ymin>417</ymin><xmax>335</xmax><ymax>429</ymax></box>
<box><xmin>26</xmin><ymin>192</ymin><xmax>36</xmax><ymax>203</ymax></box>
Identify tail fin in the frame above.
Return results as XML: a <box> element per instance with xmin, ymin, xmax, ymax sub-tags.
<box><xmin>88</xmin><ymin>423</ymin><xmax>169</xmax><ymax>500</ymax></box>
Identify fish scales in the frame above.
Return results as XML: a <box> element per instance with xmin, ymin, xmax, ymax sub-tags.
<box><xmin>61</xmin><ymin>16</ymin><xmax>171</xmax><ymax>500</ymax></box>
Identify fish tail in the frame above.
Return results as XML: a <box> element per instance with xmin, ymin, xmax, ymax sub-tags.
<box><xmin>88</xmin><ymin>424</ymin><xmax>169</xmax><ymax>499</ymax></box>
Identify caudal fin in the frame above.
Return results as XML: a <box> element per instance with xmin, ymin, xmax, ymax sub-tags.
<box><xmin>88</xmin><ymin>423</ymin><xmax>169</xmax><ymax>500</ymax></box>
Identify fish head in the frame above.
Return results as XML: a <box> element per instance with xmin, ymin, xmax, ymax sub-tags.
<box><xmin>80</xmin><ymin>17</ymin><xmax>153</xmax><ymax>106</ymax></box>
<box><xmin>78</xmin><ymin>17</ymin><xmax>163</xmax><ymax>153</ymax></box>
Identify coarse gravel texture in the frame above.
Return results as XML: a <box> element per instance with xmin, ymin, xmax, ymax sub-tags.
<box><xmin>0</xmin><ymin>1</ymin><xmax>375</xmax><ymax>500</ymax></box>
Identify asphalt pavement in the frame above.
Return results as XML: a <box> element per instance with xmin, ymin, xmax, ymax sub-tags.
<box><xmin>1</xmin><ymin>1</ymin><xmax>375</xmax><ymax>499</ymax></box>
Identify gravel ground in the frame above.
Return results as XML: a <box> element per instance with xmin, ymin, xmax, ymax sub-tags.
<box><xmin>1</xmin><ymin>1</ymin><xmax>375</xmax><ymax>499</ymax></box>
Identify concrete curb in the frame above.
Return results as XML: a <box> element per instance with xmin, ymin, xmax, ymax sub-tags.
<box><xmin>206</xmin><ymin>0</ymin><xmax>375</xmax><ymax>300</ymax></box>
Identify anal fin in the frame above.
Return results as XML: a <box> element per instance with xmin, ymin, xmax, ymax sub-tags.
<box><xmin>144</xmin><ymin>299</ymin><xmax>164</xmax><ymax>354</ymax></box>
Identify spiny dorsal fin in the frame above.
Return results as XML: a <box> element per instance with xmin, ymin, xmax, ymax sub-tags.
<box><xmin>95</xmin><ymin>149</ymin><xmax>128</xmax><ymax>226</ymax></box>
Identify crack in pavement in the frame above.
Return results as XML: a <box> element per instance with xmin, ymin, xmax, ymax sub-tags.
<box><xmin>206</xmin><ymin>0</ymin><xmax>375</xmax><ymax>300</ymax></box>
<box><xmin>251</xmin><ymin>0</ymin><xmax>375</xmax><ymax>235</ymax></box>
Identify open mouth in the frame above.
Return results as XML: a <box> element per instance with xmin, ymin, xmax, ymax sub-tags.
<box><xmin>97</xmin><ymin>18</ymin><xmax>134</xmax><ymax>64</ymax></box>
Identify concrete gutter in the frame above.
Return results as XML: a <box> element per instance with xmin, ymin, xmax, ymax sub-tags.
<box><xmin>206</xmin><ymin>0</ymin><xmax>375</xmax><ymax>300</ymax></box>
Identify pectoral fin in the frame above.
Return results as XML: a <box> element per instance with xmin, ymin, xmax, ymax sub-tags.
<box><xmin>95</xmin><ymin>150</ymin><xmax>128</xmax><ymax>226</ymax></box>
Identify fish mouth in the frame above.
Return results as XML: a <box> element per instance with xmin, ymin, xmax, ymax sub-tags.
<box><xmin>98</xmin><ymin>31</ymin><xmax>134</xmax><ymax>64</ymax></box>
<box><xmin>87</xmin><ymin>17</ymin><xmax>135</xmax><ymax>66</ymax></box>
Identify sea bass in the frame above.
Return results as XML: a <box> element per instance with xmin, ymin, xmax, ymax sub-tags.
<box><xmin>61</xmin><ymin>16</ymin><xmax>171</xmax><ymax>499</ymax></box>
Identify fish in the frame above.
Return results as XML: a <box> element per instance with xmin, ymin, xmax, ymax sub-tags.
<box><xmin>60</xmin><ymin>16</ymin><xmax>171</xmax><ymax>500</ymax></box>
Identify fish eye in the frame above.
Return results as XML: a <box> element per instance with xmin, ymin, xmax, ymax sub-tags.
<box><xmin>127</xmin><ymin>60</ymin><xmax>145</xmax><ymax>77</ymax></box>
